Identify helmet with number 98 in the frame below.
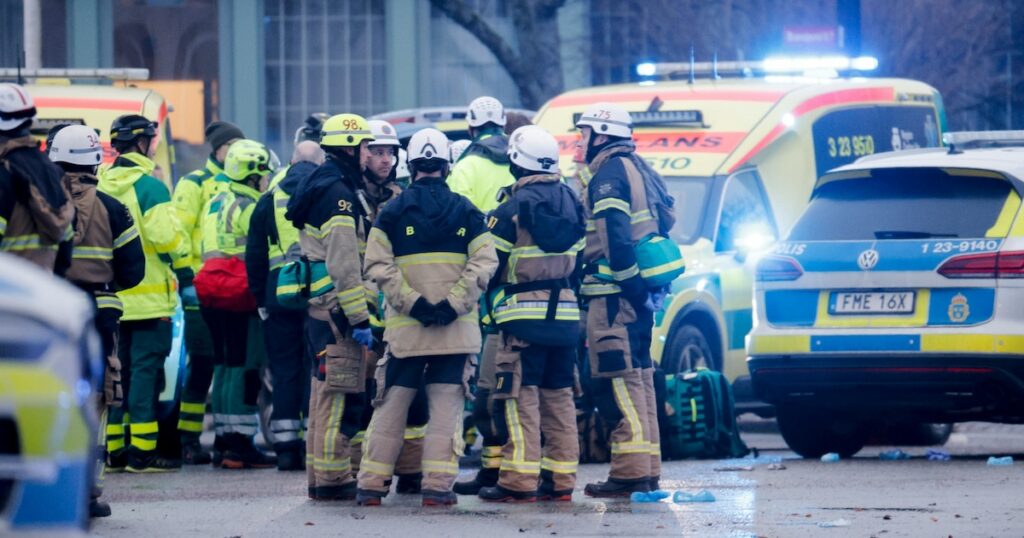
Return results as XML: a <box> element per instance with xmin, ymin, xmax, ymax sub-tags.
<box><xmin>320</xmin><ymin>113</ymin><xmax>374</xmax><ymax>148</ymax></box>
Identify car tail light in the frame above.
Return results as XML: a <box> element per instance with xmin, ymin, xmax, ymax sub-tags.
<box><xmin>937</xmin><ymin>251</ymin><xmax>1024</xmax><ymax>279</ymax></box>
<box><xmin>756</xmin><ymin>255</ymin><xmax>804</xmax><ymax>281</ymax></box>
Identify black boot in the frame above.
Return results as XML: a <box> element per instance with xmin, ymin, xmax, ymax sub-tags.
<box><xmin>396</xmin><ymin>472</ymin><xmax>422</xmax><ymax>494</ymax></box>
<box><xmin>583</xmin><ymin>477</ymin><xmax>651</xmax><ymax>498</ymax></box>
<box><xmin>89</xmin><ymin>499</ymin><xmax>112</xmax><ymax>518</ymax></box>
<box><xmin>126</xmin><ymin>449</ymin><xmax>180</xmax><ymax>474</ymax></box>
<box><xmin>106</xmin><ymin>450</ymin><xmax>127</xmax><ymax>473</ymax></box>
<box><xmin>222</xmin><ymin>435</ymin><xmax>276</xmax><ymax>469</ymax></box>
<box><xmin>538</xmin><ymin>472</ymin><xmax>573</xmax><ymax>502</ymax></box>
<box><xmin>478</xmin><ymin>485</ymin><xmax>537</xmax><ymax>503</ymax></box>
<box><xmin>649</xmin><ymin>476</ymin><xmax>660</xmax><ymax>491</ymax></box>
<box><xmin>422</xmin><ymin>489</ymin><xmax>458</xmax><ymax>506</ymax></box>
<box><xmin>181</xmin><ymin>438</ymin><xmax>211</xmax><ymax>465</ymax></box>
<box><xmin>276</xmin><ymin>449</ymin><xmax>305</xmax><ymax>471</ymax></box>
<box><xmin>211</xmin><ymin>435</ymin><xmax>227</xmax><ymax>468</ymax></box>
<box><xmin>453</xmin><ymin>467</ymin><xmax>498</xmax><ymax>495</ymax></box>
<box><xmin>356</xmin><ymin>488</ymin><xmax>386</xmax><ymax>506</ymax></box>
<box><xmin>315</xmin><ymin>481</ymin><xmax>357</xmax><ymax>501</ymax></box>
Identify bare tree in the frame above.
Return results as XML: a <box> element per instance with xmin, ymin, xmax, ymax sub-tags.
<box><xmin>429</xmin><ymin>0</ymin><xmax>567</xmax><ymax>109</ymax></box>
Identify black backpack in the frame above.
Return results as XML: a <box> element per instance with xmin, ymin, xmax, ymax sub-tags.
<box><xmin>518</xmin><ymin>182</ymin><xmax>585</xmax><ymax>253</ymax></box>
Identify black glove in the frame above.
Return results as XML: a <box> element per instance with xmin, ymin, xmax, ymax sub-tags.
<box><xmin>174</xmin><ymin>267</ymin><xmax>195</xmax><ymax>290</ymax></box>
<box><xmin>619</xmin><ymin>274</ymin><xmax>649</xmax><ymax>311</ymax></box>
<box><xmin>410</xmin><ymin>297</ymin><xmax>436</xmax><ymax>327</ymax></box>
<box><xmin>433</xmin><ymin>299</ymin><xmax>458</xmax><ymax>326</ymax></box>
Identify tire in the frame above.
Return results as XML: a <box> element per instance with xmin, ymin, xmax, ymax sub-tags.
<box><xmin>777</xmin><ymin>405</ymin><xmax>869</xmax><ymax>459</ymax></box>
<box><xmin>877</xmin><ymin>422</ymin><xmax>953</xmax><ymax>446</ymax></box>
<box><xmin>661</xmin><ymin>324</ymin><xmax>716</xmax><ymax>375</ymax></box>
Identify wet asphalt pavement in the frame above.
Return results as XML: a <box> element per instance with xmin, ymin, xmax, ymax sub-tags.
<box><xmin>91</xmin><ymin>420</ymin><xmax>1024</xmax><ymax>537</ymax></box>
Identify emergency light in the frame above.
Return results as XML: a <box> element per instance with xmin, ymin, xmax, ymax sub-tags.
<box><xmin>636</xmin><ymin>56</ymin><xmax>878</xmax><ymax>80</ymax></box>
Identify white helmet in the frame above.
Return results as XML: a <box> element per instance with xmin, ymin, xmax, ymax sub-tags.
<box><xmin>450</xmin><ymin>139</ymin><xmax>471</xmax><ymax>162</ymax></box>
<box><xmin>576</xmin><ymin>102</ymin><xmax>633</xmax><ymax>138</ymax></box>
<box><xmin>48</xmin><ymin>124</ymin><xmax>103</xmax><ymax>166</ymax></box>
<box><xmin>367</xmin><ymin>120</ymin><xmax>400</xmax><ymax>147</ymax></box>
<box><xmin>0</xmin><ymin>83</ymin><xmax>36</xmax><ymax>131</ymax></box>
<box><xmin>467</xmin><ymin>96</ymin><xmax>506</xmax><ymax>128</ymax></box>
<box><xmin>396</xmin><ymin>148</ymin><xmax>410</xmax><ymax>180</ymax></box>
<box><xmin>508</xmin><ymin>125</ymin><xmax>560</xmax><ymax>173</ymax></box>
<box><xmin>406</xmin><ymin>128</ymin><xmax>451</xmax><ymax>164</ymax></box>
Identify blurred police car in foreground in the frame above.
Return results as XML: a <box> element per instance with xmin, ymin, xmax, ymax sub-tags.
<box><xmin>0</xmin><ymin>254</ymin><xmax>99</xmax><ymax>534</ymax></box>
<box><xmin>748</xmin><ymin>131</ymin><xmax>1024</xmax><ymax>458</ymax></box>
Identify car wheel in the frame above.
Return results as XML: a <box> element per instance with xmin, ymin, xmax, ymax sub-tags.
<box><xmin>258</xmin><ymin>366</ymin><xmax>276</xmax><ymax>448</ymax></box>
<box><xmin>662</xmin><ymin>324</ymin><xmax>716</xmax><ymax>374</ymax></box>
<box><xmin>777</xmin><ymin>405</ymin><xmax>869</xmax><ymax>459</ymax></box>
<box><xmin>877</xmin><ymin>422</ymin><xmax>953</xmax><ymax>446</ymax></box>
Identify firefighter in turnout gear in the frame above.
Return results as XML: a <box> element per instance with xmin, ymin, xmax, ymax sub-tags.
<box><xmin>348</xmin><ymin>119</ymin><xmax>427</xmax><ymax>494</ymax></box>
<box><xmin>356</xmin><ymin>128</ymin><xmax>498</xmax><ymax>507</ymax></box>
<box><xmin>575</xmin><ymin>103</ymin><xmax>662</xmax><ymax>497</ymax></box>
<box><xmin>285</xmin><ymin>113</ymin><xmax>375</xmax><ymax>501</ymax></box>
<box><xmin>446</xmin><ymin>96</ymin><xmax>515</xmax><ymax>212</ymax></box>
<box><xmin>48</xmin><ymin>124</ymin><xmax>146</xmax><ymax>517</ymax></box>
<box><xmin>99</xmin><ymin>114</ymin><xmax>191</xmax><ymax>473</ymax></box>
<box><xmin>0</xmin><ymin>83</ymin><xmax>75</xmax><ymax>273</ymax></box>
<box><xmin>195</xmin><ymin>139</ymin><xmax>276</xmax><ymax>470</ymax></box>
<box><xmin>245</xmin><ymin>141</ymin><xmax>324</xmax><ymax>471</ymax></box>
<box><xmin>173</xmin><ymin>120</ymin><xmax>245</xmax><ymax>465</ymax></box>
<box><xmin>476</xmin><ymin>126</ymin><xmax>585</xmax><ymax>503</ymax></box>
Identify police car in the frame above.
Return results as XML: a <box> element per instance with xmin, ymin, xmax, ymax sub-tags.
<box><xmin>748</xmin><ymin>132</ymin><xmax>1024</xmax><ymax>457</ymax></box>
<box><xmin>0</xmin><ymin>254</ymin><xmax>100</xmax><ymax>533</ymax></box>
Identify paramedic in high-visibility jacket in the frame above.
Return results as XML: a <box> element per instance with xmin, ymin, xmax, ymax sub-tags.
<box><xmin>576</xmin><ymin>102</ymin><xmax>662</xmax><ymax>497</ymax></box>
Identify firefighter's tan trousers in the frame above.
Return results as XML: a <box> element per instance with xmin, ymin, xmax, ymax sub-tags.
<box><xmin>357</xmin><ymin>354</ymin><xmax>467</xmax><ymax>494</ymax></box>
<box><xmin>586</xmin><ymin>295</ymin><xmax>659</xmax><ymax>482</ymax></box>
<box><xmin>492</xmin><ymin>336</ymin><xmax>579</xmax><ymax>493</ymax></box>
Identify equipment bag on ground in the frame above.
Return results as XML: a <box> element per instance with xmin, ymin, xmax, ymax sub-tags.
<box><xmin>660</xmin><ymin>367</ymin><xmax>749</xmax><ymax>460</ymax></box>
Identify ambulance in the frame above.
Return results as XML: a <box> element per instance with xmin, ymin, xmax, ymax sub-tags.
<box><xmin>533</xmin><ymin>60</ymin><xmax>946</xmax><ymax>410</ymax></box>
<box><xmin>10</xmin><ymin>68</ymin><xmax>178</xmax><ymax>189</ymax></box>
<box><xmin>8</xmin><ymin>69</ymin><xmax>186</xmax><ymax>424</ymax></box>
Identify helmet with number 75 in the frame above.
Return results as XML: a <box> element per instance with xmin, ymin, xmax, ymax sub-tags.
<box><xmin>575</xmin><ymin>102</ymin><xmax>633</xmax><ymax>138</ymax></box>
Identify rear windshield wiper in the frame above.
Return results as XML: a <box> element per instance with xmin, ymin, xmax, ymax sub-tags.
<box><xmin>873</xmin><ymin>230</ymin><xmax>958</xmax><ymax>239</ymax></box>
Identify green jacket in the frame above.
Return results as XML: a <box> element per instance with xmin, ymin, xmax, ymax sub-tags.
<box><xmin>98</xmin><ymin>153</ymin><xmax>191</xmax><ymax>320</ymax></box>
<box><xmin>173</xmin><ymin>157</ymin><xmax>228</xmax><ymax>272</ymax></box>
<box><xmin>446</xmin><ymin>134</ymin><xmax>515</xmax><ymax>213</ymax></box>
<box><xmin>200</xmin><ymin>177</ymin><xmax>260</xmax><ymax>261</ymax></box>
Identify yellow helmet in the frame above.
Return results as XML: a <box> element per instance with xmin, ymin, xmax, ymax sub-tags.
<box><xmin>320</xmin><ymin>113</ymin><xmax>374</xmax><ymax>148</ymax></box>
<box><xmin>223</xmin><ymin>139</ymin><xmax>272</xmax><ymax>182</ymax></box>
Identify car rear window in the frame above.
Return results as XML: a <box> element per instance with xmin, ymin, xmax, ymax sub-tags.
<box><xmin>789</xmin><ymin>168</ymin><xmax>1017</xmax><ymax>241</ymax></box>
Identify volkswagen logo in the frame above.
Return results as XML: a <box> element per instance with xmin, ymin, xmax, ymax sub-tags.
<box><xmin>857</xmin><ymin>249</ymin><xmax>880</xmax><ymax>271</ymax></box>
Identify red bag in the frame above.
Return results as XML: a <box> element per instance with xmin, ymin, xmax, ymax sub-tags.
<box><xmin>193</xmin><ymin>257</ymin><xmax>257</xmax><ymax>312</ymax></box>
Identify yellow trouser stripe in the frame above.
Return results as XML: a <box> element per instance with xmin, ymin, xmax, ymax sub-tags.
<box><xmin>540</xmin><ymin>457</ymin><xmax>578</xmax><ymax>474</ymax></box>
<box><xmin>351</xmin><ymin>431</ymin><xmax>366</xmax><ymax>445</ymax></box>
<box><xmin>131</xmin><ymin>436</ymin><xmax>157</xmax><ymax>451</ymax></box>
<box><xmin>313</xmin><ymin>458</ymin><xmax>352</xmax><ymax>471</ymax></box>
<box><xmin>612</xmin><ymin>377</ymin><xmax>644</xmax><ymax>444</ymax></box>
<box><xmin>107</xmin><ymin>438</ymin><xmax>125</xmax><ymax>451</ymax></box>
<box><xmin>131</xmin><ymin>421</ymin><xmax>159</xmax><ymax>435</ymax></box>
<box><xmin>180</xmin><ymin>401</ymin><xmax>206</xmax><ymax>414</ymax></box>
<box><xmin>500</xmin><ymin>460</ymin><xmax>541</xmax><ymax>474</ymax></box>
<box><xmin>324</xmin><ymin>393</ymin><xmax>344</xmax><ymax>460</ymax></box>
<box><xmin>106</xmin><ymin>423</ymin><xmax>125</xmax><ymax>435</ymax></box>
<box><xmin>506</xmin><ymin>399</ymin><xmax>525</xmax><ymax>463</ymax></box>
<box><xmin>404</xmin><ymin>425</ymin><xmax>427</xmax><ymax>440</ymax></box>
<box><xmin>422</xmin><ymin>459</ymin><xmax>459</xmax><ymax>475</ymax></box>
<box><xmin>610</xmin><ymin>442</ymin><xmax>650</xmax><ymax>454</ymax></box>
<box><xmin>177</xmin><ymin>419</ymin><xmax>204</xmax><ymax>433</ymax></box>
<box><xmin>360</xmin><ymin>459</ymin><xmax>394</xmax><ymax>476</ymax></box>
